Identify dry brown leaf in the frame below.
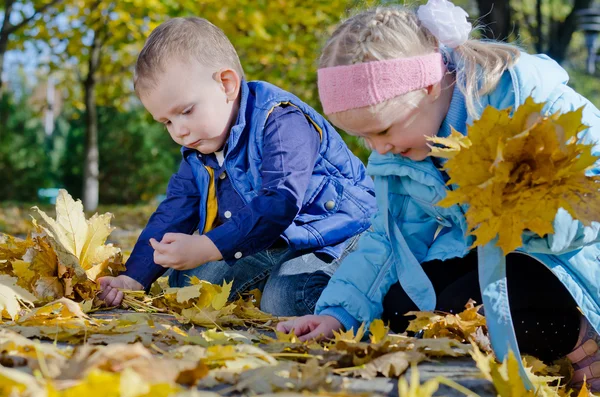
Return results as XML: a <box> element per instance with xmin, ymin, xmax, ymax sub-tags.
<box><xmin>351</xmin><ymin>350</ymin><xmax>425</xmax><ymax>379</ymax></box>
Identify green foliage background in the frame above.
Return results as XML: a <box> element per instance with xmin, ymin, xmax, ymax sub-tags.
<box><xmin>0</xmin><ymin>0</ymin><xmax>598</xmax><ymax>204</ymax></box>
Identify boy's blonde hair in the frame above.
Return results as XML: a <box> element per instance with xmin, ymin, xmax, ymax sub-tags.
<box><xmin>319</xmin><ymin>6</ymin><xmax>520</xmax><ymax>119</ymax></box>
<box><xmin>134</xmin><ymin>17</ymin><xmax>245</xmax><ymax>96</ymax></box>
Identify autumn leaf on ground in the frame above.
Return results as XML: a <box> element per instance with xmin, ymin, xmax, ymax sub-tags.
<box><xmin>232</xmin><ymin>359</ymin><xmax>340</xmax><ymax>394</ymax></box>
<box><xmin>428</xmin><ymin>97</ymin><xmax>600</xmax><ymax>253</ymax></box>
<box><xmin>0</xmin><ymin>328</ymin><xmax>67</xmax><ymax>378</ymax></box>
<box><xmin>57</xmin><ymin>343</ymin><xmax>204</xmax><ymax>387</ymax></box>
<box><xmin>411</xmin><ymin>338</ymin><xmax>471</xmax><ymax>357</ymax></box>
<box><xmin>17</xmin><ymin>297</ymin><xmax>92</xmax><ymax>323</ymax></box>
<box><xmin>369</xmin><ymin>319</ymin><xmax>389</xmax><ymax>344</ymax></box>
<box><xmin>333</xmin><ymin>323</ymin><xmax>366</xmax><ymax>344</ymax></box>
<box><xmin>0</xmin><ymin>275</ymin><xmax>36</xmax><ymax>320</ymax></box>
<box><xmin>0</xmin><ymin>234</ymin><xmax>33</xmax><ymax>273</ymax></box>
<box><xmin>350</xmin><ymin>350</ymin><xmax>425</xmax><ymax>379</ymax></box>
<box><xmin>576</xmin><ymin>379</ymin><xmax>600</xmax><ymax>397</ymax></box>
<box><xmin>398</xmin><ymin>364</ymin><xmax>440</xmax><ymax>397</ymax></box>
<box><xmin>406</xmin><ymin>299</ymin><xmax>487</xmax><ymax>344</ymax></box>
<box><xmin>55</xmin><ymin>367</ymin><xmax>182</xmax><ymax>397</ymax></box>
<box><xmin>0</xmin><ymin>365</ymin><xmax>47</xmax><ymax>397</ymax></box>
<box><xmin>471</xmin><ymin>344</ymin><xmax>563</xmax><ymax>397</ymax></box>
<box><xmin>153</xmin><ymin>279</ymin><xmax>274</xmax><ymax>329</ymax></box>
<box><xmin>31</xmin><ymin>189</ymin><xmax>124</xmax><ymax>286</ymax></box>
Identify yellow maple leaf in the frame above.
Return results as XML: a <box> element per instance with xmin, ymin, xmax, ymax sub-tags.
<box><xmin>429</xmin><ymin>97</ymin><xmax>600</xmax><ymax>254</ymax></box>
<box><xmin>0</xmin><ymin>365</ymin><xmax>46</xmax><ymax>396</ymax></box>
<box><xmin>471</xmin><ymin>344</ymin><xmax>563</xmax><ymax>397</ymax></box>
<box><xmin>427</xmin><ymin>128</ymin><xmax>473</xmax><ymax>159</ymax></box>
<box><xmin>18</xmin><ymin>297</ymin><xmax>91</xmax><ymax>323</ymax></box>
<box><xmin>31</xmin><ymin>189</ymin><xmax>122</xmax><ymax>282</ymax></box>
<box><xmin>332</xmin><ymin>322</ymin><xmax>366</xmax><ymax>343</ymax></box>
<box><xmin>577</xmin><ymin>379</ymin><xmax>596</xmax><ymax>397</ymax></box>
<box><xmin>0</xmin><ymin>233</ymin><xmax>33</xmax><ymax>265</ymax></box>
<box><xmin>59</xmin><ymin>368</ymin><xmax>181</xmax><ymax>397</ymax></box>
<box><xmin>0</xmin><ymin>275</ymin><xmax>36</xmax><ymax>320</ymax></box>
<box><xmin>369</xmin><ymin>318</ymin><xmax>388</xmax><ymax>343</ymax></box>
<box><xmin>398</xmin><ymin>364</ymin><xmax>440</xmax><ymax>397</ymax></box>
<box><xmin>175</xmin><ymin>284</ymin><xmax>202</xmax><ymax>304</ymax></box>
<box><xmin>406</xmin><ymin>300</ymin><xmax>487</xmax><ymax>345</ymax></box>
<box><xmin>212</xmin><ymin>280</ymin><xmax>232</xmax><ymax>310</ymax></box>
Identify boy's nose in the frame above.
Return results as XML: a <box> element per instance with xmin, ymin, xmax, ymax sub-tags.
<box><xmin>173</xmin><ymin>122</ymin><xmax>190</xmax><ymax>139</ymax></box>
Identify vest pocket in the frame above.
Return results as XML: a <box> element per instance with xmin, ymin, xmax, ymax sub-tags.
<box><xmin>295</xmin><ymin>177</ymin><xmax>343</xmax><ymax>223</ymax></box>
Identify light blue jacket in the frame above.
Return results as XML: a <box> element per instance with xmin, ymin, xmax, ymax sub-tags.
<box><xmin>316</xmin><ymin>51</ymin><xmax>600</xmax><ymax>388</ymax></box>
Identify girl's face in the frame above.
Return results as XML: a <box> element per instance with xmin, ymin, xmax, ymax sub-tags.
<box><xmin>329</xmin><ymin>84</ymin><xmax>452</xmax><ymax>161</ymax></box>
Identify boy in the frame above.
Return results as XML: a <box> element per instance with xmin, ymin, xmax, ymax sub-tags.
<box><xmin>98</xmin><ymin>17</ymin><xmax>376</xmax><ymax>316</ymax></box>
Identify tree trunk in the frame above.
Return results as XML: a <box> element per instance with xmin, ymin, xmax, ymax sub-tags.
<box><xmin>535</xmin><ymin>0</ymin><xmax>543</xmax><ymax>53</ymax></box>
<box><xmin>476</xmin><ymin>0</ymin><xmax>513</xmax><ymax>41</ymax></box>
<box><xmin>0</xmin><ymin>0</ymin><xmax>15</xmax><ymax>97</ymax></box>
<box><xmin>82</xmin><ymin>30</ymin><xmax>102</xmax><ymax>211</ymax></box>
<box><xmin>546</xmin><ymin>0</ymin><xmax>594</xmax><ymax>63</ymax></box>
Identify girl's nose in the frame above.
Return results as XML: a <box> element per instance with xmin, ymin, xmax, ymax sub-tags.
<box><xmin>375</xmin><ymin>143</ymin><xmax>393</xmax><ymax>155</ymax></box>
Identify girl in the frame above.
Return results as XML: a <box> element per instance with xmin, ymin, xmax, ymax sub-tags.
<box><xmin>277</xmin><ymin>0</ymin><xmax>600</xmax><ymax>390</ymax></box>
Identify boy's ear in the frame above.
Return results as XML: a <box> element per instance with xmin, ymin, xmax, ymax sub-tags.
<box><xmin>213</xmin><ymin>69</ymin><xmax>241</xmax><ymax>103</ymax></box>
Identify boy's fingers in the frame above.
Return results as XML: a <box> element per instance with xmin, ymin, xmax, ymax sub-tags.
<box><xmin>149</xmin><ymin>238</ymin><xmax>164</xmax><ymax>252</ymax></box>
<box><xmin>97</xmin><ymin>277</ymin><xmax>111</xmax><ymax>289</ymax></box>
<box><xmin>98</xmin><ymin>285</ymin><xmax>112</xmax><ymax>300</ymax></box>
<box><xmin>161</xmin><ymin>233</ymin><xmax>179</xmax><ymax>244</ymax></box>
<box><xmin>103</xmin><ymin>288</ymin><xmax>119</xmax><ymax>306</ymax></box>
<box><xmin>114</xmin><ymin>290</ymin><xmax>124</xmax><ymax>306</ymax></box>
<box><xmin>153</xmin><ymin>252</ymin><xmax>172</xmax><ymax>267</ymax></box>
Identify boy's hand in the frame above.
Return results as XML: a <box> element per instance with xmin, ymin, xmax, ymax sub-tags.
<box><xmin>97</xmin><ymin>275</ymin><xmax>143</xmax><ymax>307</ymax></box>
<box><xmin>276</xmin><ymin>315</ymin><xmax>342</xmax><ymax>342</ymax></box>
<box><xmin>150</xmin><ymin>233</ymin><xmax>222</xmax><ymax>271</ymax></box>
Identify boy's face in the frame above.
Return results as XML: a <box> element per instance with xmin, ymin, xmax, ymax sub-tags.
<box><xmin>140</xmin><ymin>60</ymin><xmax>239</xmax><ymax>154</ymax></box>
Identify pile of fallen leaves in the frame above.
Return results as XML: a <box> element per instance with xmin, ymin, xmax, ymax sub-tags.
<box><xmin>428</xmin><ymin>97</ymin><xmax>600</xmax><ymax>253</ymax></box>
<box><xmin>1</xmin><ymin>190</ymin><xmax>125</xmax><ymax>308</ymax></box>
<box><xmin>0</xmin><ymin>190</ymin><xmax>593</xmax><ymax>396</ymax></box>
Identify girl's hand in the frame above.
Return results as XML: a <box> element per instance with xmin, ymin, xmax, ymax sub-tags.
<box><xmin>150</xmin><ymin>233</ymin><xmax>222</xmax><ymax>270</ymax></box>
<box><xmin>276</xmin><ymin>315</ymin><xmax>342</xmax><ymax>341</ymax></box>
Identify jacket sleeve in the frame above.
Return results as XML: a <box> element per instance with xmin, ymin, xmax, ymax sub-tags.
<box><xmin>314</xmin><ymin>209</ymin><xmax>398</xmax><ymax>329</ymax></box>
<box><xmin>522</xmin><ymin>84</ymin><xmax>600</xmax><ymax>254</ymax></box>
<box><xmin>122</xmin><ymin>159</ymin><xmax>201</xmax><ymax>289</ymax></box>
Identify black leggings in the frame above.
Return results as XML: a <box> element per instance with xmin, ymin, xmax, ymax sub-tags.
<box><xmin>381</xmin><ymin>250</ymin><xmax>580</xmax><ymax>361</ymax></box>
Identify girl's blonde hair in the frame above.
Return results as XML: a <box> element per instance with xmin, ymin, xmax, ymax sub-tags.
<box><xmin>319</xmin><ymin>6</ymin><xmax>521</xmax><ymax>119</ymax></box>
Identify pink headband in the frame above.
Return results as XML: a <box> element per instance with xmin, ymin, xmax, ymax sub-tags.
<box><xmin>317</xmin><ymin>53</ymin><xmax>446</xmax><ymax>115</ymax></box>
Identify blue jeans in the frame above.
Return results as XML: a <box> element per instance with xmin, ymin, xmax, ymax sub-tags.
<box><xmin>169</xmin><ymin>234</ymin><xmax>361</xmax><ymax>316</ymax></box>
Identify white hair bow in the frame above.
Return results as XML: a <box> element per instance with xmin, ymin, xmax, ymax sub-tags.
<box><xmin>417</xmin><ymin>0</ymin><xmax>472</xmax><ymax>48</ymax></box>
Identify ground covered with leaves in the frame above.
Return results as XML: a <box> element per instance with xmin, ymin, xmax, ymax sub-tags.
<box><xmin>0</xmin><ymin>192</ymin><xmax>590</xmax><ymax>397</ymax></box>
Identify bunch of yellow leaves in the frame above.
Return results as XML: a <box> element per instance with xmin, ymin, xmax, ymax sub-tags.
<box><xmin>406</xmin><ymin>299</ymin><xmax>488</xmax><ymax>352</ymax></box>
<box><xmin>0</xmin><ymin>190</ymin><xmax>125</xmax><ymax>305</ymax></box>
<box><xmin>143</xmin><ymin>277</ymin><xmax>276</xmax><ymax>328</ymax></box>
<box><xmin>428</xmin><ymin>97</ymin><xmax>600</xmax><ymax>253</ymax></box>
<box><xmin>470</xmin><ymin>344</ymin><xmax>566</xmax><ymax>397</ymax></box>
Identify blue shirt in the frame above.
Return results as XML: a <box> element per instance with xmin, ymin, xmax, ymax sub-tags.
<box><xmin>203</xmin><ymin>105</ymin><xmax>320</xmax><ymax>260</ymax></box>
<box><xmin>124</xmin><ymin>105</ymin><xmax>321</xmax><ymax>285</ymax></box>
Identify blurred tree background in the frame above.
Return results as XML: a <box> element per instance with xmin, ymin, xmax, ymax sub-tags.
<box><xmin>0</xmin><ymin>0</ymin><xmax>599</xmax><ymax>211</ymax></box>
